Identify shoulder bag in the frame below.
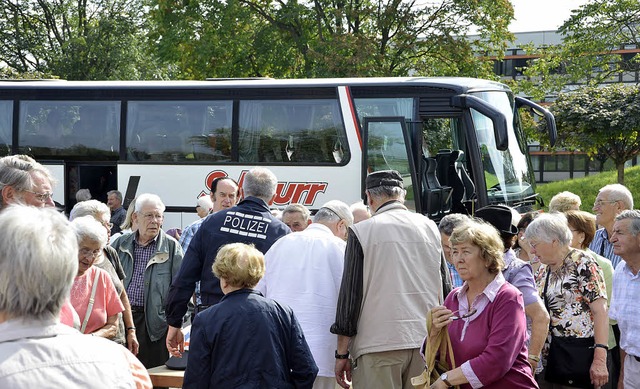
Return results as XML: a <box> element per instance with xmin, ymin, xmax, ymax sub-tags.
<box><xmin>543</xmin><ymin>269</ymin><xmax>595</xmax><ymax>388</ymax></box>
<box><xmin>411</xmin><ymin>310</ymin><xmax>459</xmax><ymax>389</ymax></box>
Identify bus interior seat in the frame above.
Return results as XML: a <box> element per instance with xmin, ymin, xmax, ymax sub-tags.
<box><xmin>421</xmin><ymin>157</ymin><xmax>451</xmax><ymax>219</ymax></box>
<box><xmin>436</xmin><ymin>149</ymin><xmax>468</xmax><ymax>215</ymax></box>
<box><xmin>455</xmin><ymin>150</ymin><xmax>477</xmax><ymax>214</ymax></box>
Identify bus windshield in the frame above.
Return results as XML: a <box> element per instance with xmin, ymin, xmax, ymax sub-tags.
<box><xmin>470</xmin><ymin>91</ymin><xmax>535</xmax><ymax>208</ymax></box>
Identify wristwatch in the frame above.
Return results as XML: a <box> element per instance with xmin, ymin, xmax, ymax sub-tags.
<box><xmin>439</xmin><ymin>372</ymin><xmax>452</xmax><ymax>387</ymax></box>
<box><xmin>335</xmin><ymin>350</ymin><xmax>350</xmax><ymax>359</ymax></box>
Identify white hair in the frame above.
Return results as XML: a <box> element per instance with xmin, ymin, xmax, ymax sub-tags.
<box><xmin>599</xmin><ymin>184</ymin><xmax>634</xmax><ymax>210</ymax></box>
<box><xmin>242</xmin><ymin>167</ymin><xmax>277</xmax><ymax>202</ymax></box>
<box><xmin>316</xmin><ymin>200</ymin><xmax>354</xmax><ymax>226</ymax></box>
<box><xmin>197</xmin><ymin>195</ymin><xmax>214</xmax><ymax>210</ymax></box>
<box><xmin>69</xmin><ymin>199</ymin><xmax>111</xmax><ymax>221</ymax></box>
<box><xmin>0</xmin><ymin>206</ymin><xmax>78</xmax><ymax>320</ymax></box>
<box><xmin>71</xmin><ymin>215</ymin><xmax>108</xmax><ymax>247</ymax></box>
<box><xmin>134</xmin><ymin>193</ymin><xmax>166</xmax><ymax>213</ymax></box>
<box><xmin>524</xmin><ymin>212</ymin><xmax>572</xmax><ymax>247</ymax></box>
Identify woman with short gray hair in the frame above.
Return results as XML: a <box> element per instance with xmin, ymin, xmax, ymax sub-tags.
<box><xmin>525</xmin><ymin>213</ymin><xmax>609</xmax><ymax>388</ymax></box>
<box><xmin>0</xmin><ymin>206</ymin><xmax>151</xmax><ymax>388</ymax></box>
<box><xmin>70</xmin><ymin>200</ymin><xmax>139</xmax><ymax>354</ymax></box>
<box><xmin>69</xmin><ymin>216</ymin><xmax>124</xmax><ymax>340</ymax></box>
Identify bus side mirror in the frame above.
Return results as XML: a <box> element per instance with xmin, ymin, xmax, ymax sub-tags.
<box><xmin>515</xmin><ymin>96</ymin><xmax>557</xmax><ymax>148</ymax></box>
<box><xmin>451</xmin><ymin>94</ymin><xmax>508</xmax><ymax>151</ymax></box>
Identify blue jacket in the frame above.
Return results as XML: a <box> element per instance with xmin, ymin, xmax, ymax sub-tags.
<box><xmin>165</xmin><ymin>197</ymin><xmax>290</xmax><ymax>327</ymax></box>
<box><xmin>111</xmin><ymin>230</ymin><xmax>183</xmax><ymax>341</ymax></box>
<box><xmin>183</xmin><ymin>289</ymin><xmax>318</xmax><ymax>389</ymax></box>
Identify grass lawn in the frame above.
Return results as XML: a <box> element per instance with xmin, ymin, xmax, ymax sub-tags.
<box><xmin>537</xmin><ymin>166</ymin><xmax>640</xmax><ymax>212</ymax></box>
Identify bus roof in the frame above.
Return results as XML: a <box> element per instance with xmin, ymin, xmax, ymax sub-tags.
<box><xmin>0</xmin><ymin>77</ymin><xmax>510</xmax><ymax>95</ymax></box>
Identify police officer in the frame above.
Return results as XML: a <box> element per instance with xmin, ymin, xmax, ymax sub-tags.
<box><xmin>164</xmin><ymin>167</ymin><xmax>290</xmax><ymax>357</ymax></box>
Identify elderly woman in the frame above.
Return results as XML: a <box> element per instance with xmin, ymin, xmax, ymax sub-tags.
<box><xmin>526</xmin><ymin>213</ymin><xmax>609</xmax><ymax>388</ymax></box>
<box><xmin>184</xmin><ymin>242</ymin><xmax>318</xmax><ymax>388</ymax></box>
<box><xmin>429</xmin><ymin>219</ymin><xmax>537</xmax><ymax>388</ymax></box>
<box><xmin>0</xmin><ymin>206</ymin><xmax>150</xmax><ymax>388</ymax></box>
<box><xmin>70</xmin><ymin>200</ymin><xmax>138</xmax><ymax>354</ymax></box>
<box><xmin>69</xmin><ymin>216</ymin><xmax>124</xmax><ymax>338</ymax></box>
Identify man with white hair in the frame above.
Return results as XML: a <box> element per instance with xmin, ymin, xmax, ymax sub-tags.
<box><xmin>195</xmin><ymin>195</ymin><xmax>214</xmax><ymax>219</ymax></box>
<box><xmin>111</xmin><ymin>193</ymin><xmax>184</xmax><ymax>368</ymax></box>
<box><xmin>0</xmin><ymin>154</ymin><xmax>56</xmax><ymax>209</ymax></box>
<box><xmin>0</xmin><ymin>206</ymin><xmax>151</xmax><ymax>387</ymax></box>
<box><xmin>610</xmin><ymin>210</ymin><xmax>640</xmax><ymax>387</ymax></box>
<box><xmin>590</xmin><ymin>184</ymin><xmax>634</xmax><ymax>269</ymax></box>
<box><xmin>257</xmin><ymin>200</ymin><xmax>353</xmax><ymax>389</ymax></box>
<box><xmin>165</xmin><ymin>167</ymin><xmax>290</xmax><ymax>358</ymax></box>
<box><xmin>589</xmin><ymin>183</ymin><xmax>633</xmax><ymax>389</ymax></box>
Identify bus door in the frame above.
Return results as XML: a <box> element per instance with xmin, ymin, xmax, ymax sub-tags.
<box><xmin>362</xmin><ymin>117</ymin><xmax>420</xmax><ymax>213</ymax></box>
<box><xmin>65</xmin><ymin>162</ymin><xmax>118</xmax><ymax>214</ymax></box>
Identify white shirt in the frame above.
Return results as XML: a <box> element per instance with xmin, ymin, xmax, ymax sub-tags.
<box><xmin>0</xmin><ymin>318</ymin><xmax>150</xmax><ymax>388</ymax></box>
<box><xmin>610</xmin><ymin>262</ymin><xmax>640</xmax><ymax>357</ymax></box>
<box><xmin>256</xmin><ymin>223</ymin><xmax>346</xmax><ymax>377</ymax></box>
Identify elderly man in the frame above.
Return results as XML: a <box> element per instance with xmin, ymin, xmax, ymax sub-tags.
<box><xmin>610</xmin><ymin>210</ymin><xmax>640</xmax><ymax>388</ymax></box>
<box><xmin>331</xmin><ymin>170</ymin><xmax>445</xmax><ymax>389</ymax></box>
<box><xmin>257</xmin><ymin>200</ymin><xmax>353</xmax><ymax>389</ymax></box>
<box><xmin>590</xmin><ymin>184</ymin><xmax>634</xmax><ymax>269</ymax></box>
<box><xmin>589</xmin><ymin>184</ymin><xmax>633</xmax><ymax>388</ymax></box>
<box><xmin>0</xmin><ymin>154</ymin><xmax>55</xmax><ymax>209</ymax></box>
<box><xmin>110</xmin><ymin>193</ymin><xmax>184</xmax><ymax>368</ymax></box>
<box><xmin>179</xmin><ymin>176</ymin><xmax>239</xmax><ymax>251</ymax></box>
<box><xmin>195</xmin><ymin>195</ymin><xmax>213</xmax><ymax>219</ymax></box>
<box><xmin>0</xmin><ymin>206</ymin><xmax>151</xmax><ymax>388</ymax></box>
<box><xmin>282</xmin><ymin>203</ymin><xmax>312</xmax><ymax>231</ymax></box>
<box><xmin>165</xmin><ymin>167</ymin><xmax>290</xmax><ymax>358</ymax></box>
<box><xmin>107</xmin><ymin>190</ymin><xmax>126</xmax><ymax>235</ymax></box>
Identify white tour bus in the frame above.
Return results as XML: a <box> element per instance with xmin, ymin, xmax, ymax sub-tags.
<box><xmin>0</xmin><ymin>77</ymin><xmax>556</xmax><ymax>229</ymax></box>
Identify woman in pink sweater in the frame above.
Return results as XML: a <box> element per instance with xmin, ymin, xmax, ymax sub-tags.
<box><xmin>429</xmin><ymin>219</ymin><xmax>538</xmax><ymax>389</ymax></box>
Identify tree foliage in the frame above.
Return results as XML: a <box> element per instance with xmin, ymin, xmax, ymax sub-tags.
<box><xmin>551</xmin><ymin>84</ymin><xmax>640</xmax><ymax>184</ymax></box>
<box><xmin>0</xmin><ymin>0</ymin><xmax>164</xmax><ymax>80</ymax></box>
<box><xmin>516</xmin><ymin>0</ymin><xmax>640</xmax><ymax>100</ymax></box>
<box><xmin>148</xmin><ymin>0</ymin><xmax>515</xmax><ymax>79</ymax></box>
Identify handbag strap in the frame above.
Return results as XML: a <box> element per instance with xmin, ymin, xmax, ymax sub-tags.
<box><xmin>542</xmin><ymin>268</ymin><xmax>552</xmax><ymax>331</ymax></box>
<box><xmin>80</xmin><ymin>269</ymin><xmax>101</xmax><ymax>333</ymax></box>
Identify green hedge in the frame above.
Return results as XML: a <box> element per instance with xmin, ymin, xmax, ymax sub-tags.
<box><xmin>537</xmin><ymin>166</ymin><xmax>640</xmax><ymax>212</ymax></box>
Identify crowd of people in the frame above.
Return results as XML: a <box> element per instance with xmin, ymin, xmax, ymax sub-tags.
<box><xmin>1</xmin><ymin>153</ymin><xmax>640</xmax><ymax>389</ymax></box>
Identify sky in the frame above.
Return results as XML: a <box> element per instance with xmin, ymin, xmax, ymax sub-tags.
<box><xmin>509</xmin><ymin>0</ymin><xmax>590</xmax><ymax>32</ymax></box>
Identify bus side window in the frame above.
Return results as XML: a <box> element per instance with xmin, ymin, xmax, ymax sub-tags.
<box><xmin>0</xmin><ymin>101</ymin><xmax>10</xmax><ymax>156</ymax></box>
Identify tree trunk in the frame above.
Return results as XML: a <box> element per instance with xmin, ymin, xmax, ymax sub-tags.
<box><xmin>617</xmin><ymin>162</ymin><xmax>625</xmax><ymax>185</ymax></box>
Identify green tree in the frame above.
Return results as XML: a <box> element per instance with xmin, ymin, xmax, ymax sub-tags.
<box><xmin>551</xmin><ymin>84</ymin><xmax>640</xmax><ymax>184</ymax></box>
<box><xmin>148</xmin><ymin>0</ymin><xmax>515</xmax><ymax>79</ymax></box>
<box><xmin>0</xmin><ymin>0</ymin><xmax>162</xmax><ymax>80</ymax></box>
<box><xmin>517</xmin><ymin>0</ymin><xmax>640</xmax><ymax>100</ymax></box>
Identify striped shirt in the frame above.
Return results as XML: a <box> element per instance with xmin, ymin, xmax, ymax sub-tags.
<box><xmin>589</xmin><ymin>228</ymin><xmax>625</xmax><ymax>269</ymax></box>
<box><xmin>126</xmin><ymin>235</ymin><xmax>158</xmax><ymax>307</ymax></box>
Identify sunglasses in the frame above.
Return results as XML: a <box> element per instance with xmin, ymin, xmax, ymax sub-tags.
<box><xmin>451</xmin><ymin>307</ymin><xmax>478</xmax><ymax>320</ymax></box>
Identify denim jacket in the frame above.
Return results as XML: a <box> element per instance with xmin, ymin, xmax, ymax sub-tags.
<box><xmin>112</xmin><ymin>230</ymin><xmax>183</xmax><ymax>341</ymax></box>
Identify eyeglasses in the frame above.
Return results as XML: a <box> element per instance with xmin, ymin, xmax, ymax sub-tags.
<box><xmin>79</xmin><ymin>248</ymin><xmax>101</xmax><ymax>258</ymax></box>
<box><xmin>24</xmin><ymin>190</ymin><xmax>53</xmax><ymax>202</ymax></box>
<box><xmin>141</xmin><ymin>212</ymin><xmax>164</xmax><ymax>221</ymax></box>
<box><xmin>103</xmin><ymin>221</ymin><xmax>114</xmax><ymax>229</ymax></box>
<box><xmin>528</xmin><ymin>241</ymin><xmax>540</xmax><ymax>249</ymax></box>
<box><xmin>451</xmin><ymin>307</ymin><xmax>478</xmax><ymax>320</ymax></box>
<box><xmin>594</xmin><ymin>199</ymin><xmax>619</xmax><ymax>207</ymax></box>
